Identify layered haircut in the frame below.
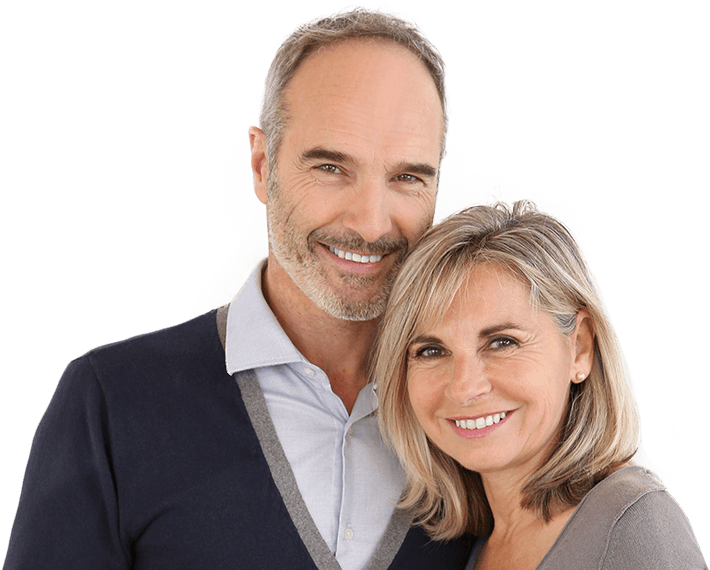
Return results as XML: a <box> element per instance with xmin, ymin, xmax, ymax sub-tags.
<box><xmin>375</xmin><ymin>201</ymin><xmax>639</xmax><ymax>540</ymax></box>
<box><xmin>259</xmin><ymin>8</ymin><xmax>447</xmax><ymax>166</ymax></box>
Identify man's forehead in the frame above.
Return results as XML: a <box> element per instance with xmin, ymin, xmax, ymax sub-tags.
<box><xmin>279</xmin><ymin>39</ymin><xmax>444</xmax><ymax>163</ymax></box>
<box><xmin>297</xmin><ymin>37</ymin><xmax>417</xmax><ymax>73</ymax></box>
<box><xmin>284</xmin><ymin>38</ymin><xmax>442</xmax><ymax>115</ymax></box>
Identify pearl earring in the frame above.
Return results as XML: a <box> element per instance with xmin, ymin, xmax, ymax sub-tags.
<box><xmin>576</xmin><ymin>372</ymin><xmax>586</xmax><ymax>381</ymax></box>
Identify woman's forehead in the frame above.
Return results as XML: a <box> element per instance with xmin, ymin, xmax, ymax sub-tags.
<box><xmin>410</xmin><ymin>262</ymin><xmax>536</xmax><ymax>337</ymax></box>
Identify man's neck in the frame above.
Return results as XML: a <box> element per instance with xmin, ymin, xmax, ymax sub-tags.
<box><xmin>261</xmin><ymin>259</ymin><xmax>380</xmax><ymax>414</ymax></box>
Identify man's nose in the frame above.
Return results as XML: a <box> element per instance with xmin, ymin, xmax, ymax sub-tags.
<box><xmin>444</xmin><ymin>358</ymin><xmax>492</xmax><ymax>406</ymax></box>
<box><xmin>342</xmin><ymin>178</ymin><xmax>394</xmax><ymax>244</ymax></box>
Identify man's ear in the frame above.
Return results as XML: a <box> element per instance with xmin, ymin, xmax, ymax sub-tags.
<box><xmin>572</xmin><ymin>309</ymin><xmax>595</xmax><ymax>383</ymax></box>
<box><xmin>249</xmin><ymin>126</ymin><xmax>269</xmax><ymax>205</ymax></box>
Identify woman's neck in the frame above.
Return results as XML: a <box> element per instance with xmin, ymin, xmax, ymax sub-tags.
<box><xmin>477</xmin><ymin>472</ymin><xmax>576</xmax><ymax>570</ymax></box>
<box><xmin>480</xmin><ymin>470</ymin><xmax>529</xmax><ymax>529</ymax></box>
<box><xmin>476</xmin><ymin>462</ymin><xmax>632</xmax><ymax>569</ymax></box>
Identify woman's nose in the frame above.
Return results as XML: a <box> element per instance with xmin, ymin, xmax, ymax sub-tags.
<box><xmin>444</xmin><ymin>358</ymin><xmax>492</xmax><ymax>406</ymax></box>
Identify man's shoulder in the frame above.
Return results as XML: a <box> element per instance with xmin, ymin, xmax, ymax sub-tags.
<box><xmin>62</xmin><ymin>309</ymin><xmax>228</xmax><ymax>396</ymax></box>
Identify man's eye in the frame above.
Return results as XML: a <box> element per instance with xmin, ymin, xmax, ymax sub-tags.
<box><xmin>489</xmin><ymin>337</ymin><xmax>518</xmax><ymax>350</ymax></box>
<box><xmin>317</xmin><ymin>164</ymin><xmax>342</xmax><ymax>174</ymax></box>
<box><xmin>393</xmin><ymin>173</ymin><xmax>421</xmax><ymax>184</ymax></box>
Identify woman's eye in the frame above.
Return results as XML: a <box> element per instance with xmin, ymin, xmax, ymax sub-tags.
<box><xmin>411</xmin><ymin>345</ymin><xmax>445</xmax><ymax>359</ymax></box>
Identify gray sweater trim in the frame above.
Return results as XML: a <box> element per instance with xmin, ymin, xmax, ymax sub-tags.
<box><xmin>235</xmin><ymin>371</ymin><xmax>340</xmax><ymax>570</ymax></box>
<box><xmin>234</xmin><ymin>370</ymin><xmax>413</xmax><ymax>570</ymax></box>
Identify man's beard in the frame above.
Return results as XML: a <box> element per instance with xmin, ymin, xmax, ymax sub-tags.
<box><xmin>266</xmin><ymin>174</ymin><xmax>408</xmax><ymax>321</ymax></box>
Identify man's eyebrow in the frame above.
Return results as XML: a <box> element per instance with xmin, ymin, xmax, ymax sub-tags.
<box><xmin>393</xmin><ymin>161</ymin><xmax>438</xmax><ymax>179</ymax></box>
<box><xmin>300</xmin><ymin>147</ymin><xmax>354</xmax><ymax>165</ymax></box>
<box><xmin>300</xmin><ymin>149</ymin><xmax>437</xmax><ymax>179</ymax></box>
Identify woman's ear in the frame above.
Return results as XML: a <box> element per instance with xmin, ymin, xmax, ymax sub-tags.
<box><xmin>572</xmin><ymin>309</ymin><xmax>595</xmax><ymax>383</ymax></box>
<box><xmin>249</xmin><ymin>126</ymin><xmax>269</xmax><ymax>205</ymax></box>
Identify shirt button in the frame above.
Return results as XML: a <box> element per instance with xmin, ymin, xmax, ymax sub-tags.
<box><xmin>303</xmin><ymin>368</ymin><xmax>315</xmax><ymax>376</ymax></box>
<box><xmin>347</xmin><ymin>427</ymin><xmax>353</xmax><ymax>436</ymax></box>
<box><xmin>344</xmin><ymin>527</ymin><xmax>354</xmax><ymax>540</ymax></box>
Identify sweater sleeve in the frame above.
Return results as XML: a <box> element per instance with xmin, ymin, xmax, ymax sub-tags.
<box><xmin>3</xmin><ymin>356</ymin><xmax>130</xmax><ymax>569</ymax></box>
<box><xmin>601</xmin><ymin>489</ymin><xmax>707</xmax><ymax>570</ymax></box>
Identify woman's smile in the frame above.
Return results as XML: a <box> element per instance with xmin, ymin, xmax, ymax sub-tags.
<box><xmin>447</xmin><ymin>410</ymin><xmax>512</xmax><ymax>439</ymax></box>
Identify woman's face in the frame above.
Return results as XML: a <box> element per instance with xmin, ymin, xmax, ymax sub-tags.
<box><xmin>406</xmin><ymin>263</ymin><xmax>586</xmax><ymax>480</ymax></box>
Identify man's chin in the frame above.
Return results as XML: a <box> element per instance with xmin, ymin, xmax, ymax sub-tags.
<box><xmin>309</xmin><ymin>286</ymin><xmax>387</xmax><ymax>322</ymax></box>
<box><xmin>322</xmin><ymin>301</ymin><xmax>385</xmax><ymax>322</ymax></box>
<box><xmin>276</xmin><ymin>253</ymin><xmax>392</xmax><ymax>320</ymax></box>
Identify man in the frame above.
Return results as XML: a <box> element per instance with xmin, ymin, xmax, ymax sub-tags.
<box><xmin>3</xmin><ymin>9</ymin><xmax>471</xmax><ymax>570</ymax></box>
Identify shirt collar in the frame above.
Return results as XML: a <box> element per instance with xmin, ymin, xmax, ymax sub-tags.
<box><xmin>225</xmin><ymin>260</ymin><xmax>379</xmax><ymax>415</ymax></box>
<box><xmin>226</xmin><ymin>260</ymin><xmax>307</xmax><ymax>374</ymax></box>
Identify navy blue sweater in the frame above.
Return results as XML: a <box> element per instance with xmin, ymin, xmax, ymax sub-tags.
<box><xmin>3</xmin><ymin>311</ymin><xmax>471</xmax><ymax>569</ymax></box>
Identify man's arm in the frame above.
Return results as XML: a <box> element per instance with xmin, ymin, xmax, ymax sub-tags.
<box><xmin>3</xmin><ymin>356</ymin><xmax>129</xmax><ymax>569</ymax></box>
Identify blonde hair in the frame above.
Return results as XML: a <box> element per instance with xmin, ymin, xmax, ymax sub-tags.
<box><xmin>375</xmin><ymin>201</ymin><xmax>639</xmax><ymax>539</ymax></box>
<box><xmin>259</xmin><ymin>8</ymin><xmax>446</xmax><ymax>162</ymax></box>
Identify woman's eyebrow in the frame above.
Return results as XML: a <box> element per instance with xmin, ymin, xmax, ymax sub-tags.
<box><xmin>410</xmin><ymin>324</ymin><xmax>526</xmax><ymax>346</ymax></box>
<box><xmin>479</xmin><ymin>323</ymin><xmax>525</xmax><ymax>337</ymax></box>
<box><xmin>409</xmin><ymin>334</ymin><xmax>442</xmax><ymax>346</ymax></box>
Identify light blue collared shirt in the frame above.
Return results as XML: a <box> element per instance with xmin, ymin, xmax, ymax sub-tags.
<box><xmin>225</xmin><ymin>262</ymin><xmax>406</xmax><ymax>570</ymax></box>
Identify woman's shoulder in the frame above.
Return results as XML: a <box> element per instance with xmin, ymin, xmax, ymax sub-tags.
<box><xmin>540</xmin><ymin>465</ymin><xmax>707</xmax><ymax>569</ymax></box>
<box><xmin>598</xmin><ymin>466</ymin><xmax>706</xmax><ymax>569</ymax></box>
<box><xmin>580</xmin><ymin>464</ymin><xmax>665</xmax><ymax>513</ymax></box>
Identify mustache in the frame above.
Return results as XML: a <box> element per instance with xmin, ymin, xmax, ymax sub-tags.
<box><xmin>310</xmin><ymin>229</ymin><xmax>409</xmax><ymax>256</ymax></box>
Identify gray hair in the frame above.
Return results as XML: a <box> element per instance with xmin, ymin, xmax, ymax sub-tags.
<box><xmin>259</xmin><ymin>8</ymin><xmax>447</xmax><ymax>164</ymax></box>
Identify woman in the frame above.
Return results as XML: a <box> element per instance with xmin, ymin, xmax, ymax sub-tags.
<box><xmin>375</xmin><ymin>201</ymin><xmax>706</xmax><ymax>569</ymax></box>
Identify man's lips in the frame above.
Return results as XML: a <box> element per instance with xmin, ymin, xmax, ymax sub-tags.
<box><xmin>327</xmin><ymin>245</ymin><xmax>384</xmax><ymax>264</ymax></box>
<box><xmin>310</xmin><ymin>227</ymin><xmax>408</xmax><ymax>265</ymax></box>
<box><xmin>319</xmin><ymin>243</ymin><xmax>393</xmax><ymax>276</ymax></box>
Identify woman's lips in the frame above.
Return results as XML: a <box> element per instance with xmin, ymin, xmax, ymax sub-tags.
<box><xmin>448</xmin><ymin>410</ymin><xmax>513</xmax><ymax>438</ymax></box>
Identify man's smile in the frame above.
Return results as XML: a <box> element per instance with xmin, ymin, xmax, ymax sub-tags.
<box><xmin>328</xmin><ymin>246</ymin><xmax>384</xmax><ymax>264</ymax></box>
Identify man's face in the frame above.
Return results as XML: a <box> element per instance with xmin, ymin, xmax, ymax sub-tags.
<box><xmin>257</xmin><ymin>40</ymin><xmax>444</xmax><ymax>321</ymax></box>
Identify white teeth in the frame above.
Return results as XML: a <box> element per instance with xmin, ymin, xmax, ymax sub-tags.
<box><xmin>329</xmin><ymin>246</ymin><xmax>383</xmax><ymax>263</ymax></box>
<box><xmin>455</xmin><ymin>412</ymin><xmax>507</xmax><ymax>430</ymax></box>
